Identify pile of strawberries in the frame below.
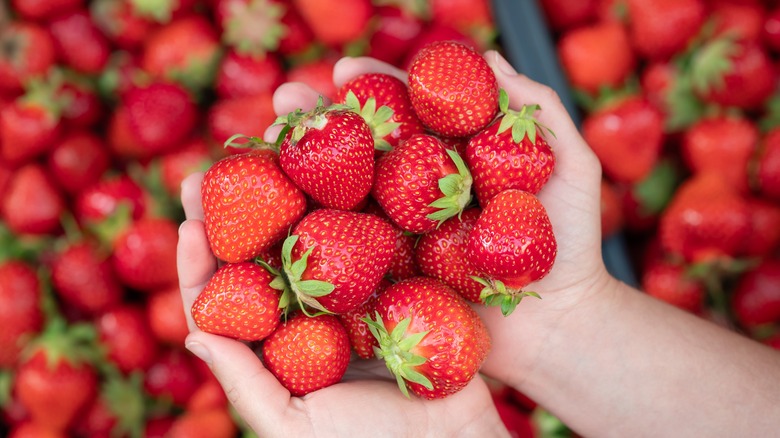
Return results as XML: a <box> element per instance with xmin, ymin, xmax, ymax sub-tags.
<box><xmin>546</xmin><ymin>0</ymin><xmax>780</xmax><ymax>344</ymax></box>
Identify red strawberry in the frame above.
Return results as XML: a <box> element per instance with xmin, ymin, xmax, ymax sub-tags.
<box><xmin>711</xmin><ymin>1</ymin><xmax>764</xmax><ymax>43</ymax></box>
<box><xmin>167</xmin><ymin>407</ymin><xmax>237</xmax><ymax>438</ymax></box>
<box><xmin>214</xmin><ymin>49</ymin><xmax>285</xmax><ymax>99</ymax></box>
<box><xmin>0</xmin><ymin>88</ymin><xmax>64</xmax><ymax>167</ymax></box>
<box><xmin>466</xmin><ymin>91</ymin><xmax>555</xmax><ymax>206</ymax></box>
<box><xmin>681</xmin><ymin>114</ymin><xmax>757</xmax><ymax>193</ymax></box>
<box><xmin>373</xmin><ymin>134</ymin><xmax>473</xmax><ymax>233</ymax></box>
<box><xmin>362</xmin><ymin>200</ymin><xmax>421</xmax><ymax>281</ymax></box>
<box><xmin>11</xmin><ymin>0</ymin><xmax>84</xmax><ymax>21</ymax></box>
<box><xmin>9</xmin><ymin>421</ymin><xmax>67</xmax><ymax>438</ymax></box>
<box><xmin>51</xmin><ymin>239</ymin><xmax>124</xmax><ymax>316</ymax></box>
<box><xmin>540</xmin><ymin>0</ymin><xmax>598</xmax><ymax>32</ymax></box>
<box><xmin>73</xmin><ymin>372</ymin><xmax>147</xmax><ymax>438</ymax></box>
<box><xmin>641</xmin><ymin>258</ymin><xmax>705</xmax><ymax>314</ymax></box>
<box><xmin>614</xmin><ymin>159</ymin><xmax>680</xmax><ymax>232</ymax></box>
<box><xmin>56</xmin><ymin>72</ymin><xmax>105</xmax><ymax>128</ymax></box>
<box><xmin>216</xmin><ymin>0</ymin><xmax>311</xmax><ymax>57</ymax></box>
<box><xmin>600</xmin><ymin>179</ymin><xmax>624</xmax><ymax>239</ymax></box>
<box><xmin>286</xmin><ymin>57</ymin><xmax>339</xmax><ymax>101</ymax></box>
<box><xmin>1</xmin><ymin>164</ymin><xmax>65</xmax><ymax>236</ymax></box>
<box><xmin>763</xmin><ymin>6</ymin><xmax>780</xmax><ymax>53</ymax></box>
<box><xmin>659</xmin><ymin>172</ymin><xmax>751</xmax><ymax>263</ymax></box>
<box><xmin>46</xmin><ymin>131</ymin><xmax>110</xmax><ymax>196</ymax></box>
<box><xmin>158</xmin><ymin>137</ymin><xmax>213</xmax><ymax>198</ymax></box>
<box><xmin>582</xmin><ymin>95</ymin><xmax>665</xmax><ymax>183</ymax></box>
<box><xmin>74</xmin><ymin>173</ymin><xmax>147</xmax><ymax>225</ymax></box>
<box><xmin>366</xmin><ymin>276</ymin><xmax>490</xmax><ymax>399</ymax></box>
<box><xmin>466</xmin><ymin>189</ymin><xmax>557</xmax><ymax>315</ymax></box>
<box><xmin>272</xmin><ymin>209</ymin><xmax>396</xmax><ymax>314</ymax></box>
<box><xmin>401</xmin><ymin>24</ymin><xmax>479</xmax><ymax>70</ymax></box>
<box><xmin>415</xmin><ymin>208</ymin><xmax>484</xmax><ymax>303</ymax></box>
<box><xmin>493</xmin><ymin>395</ymin><xmax>535</xmax><ymax>438</ymax></box>
<box><xmin>48</xmin><ymin>10</ymin><xmax>111</xmax><ymax>74</ymax></box>
<box><xmin>336</xmin><ymin>73</ymin><xmax>425</xmax><ymax>149</ymax></box>
<box><xmin>97</xmin><ymin>304</ymin><xmax>158</xmax><ymax>373</ymax></box>
<box><xmin>192</xmin><ymin>262</ymin><xmax>282</xmax><ymax>341</ymax></box>
<box><xmin>202</xmin><ymin>149</ymin><xmax>307</xmax><ymax>263</ymax></box>
<box><xmin>147</xmin><ymin>285</ymin><xmax>190</xmax><ymax>346</ymax></box>
<box><xmin>429</xmin><ymin>0</ymin><xmax>493</xmax><ymax>47</ymax></box>
<box><xmin>0</xmin><ymin>22</ymin><xmax>56</xmax><ymax>95</ymax></box>
<box><xmin>557</xmin><ymin>21</ymin><xmax>635</xmax><ymax>94</ymax></box>
<box><xmin>0</xmin><ymin>261</ymin><xmax>43</xmax><ymax>368</ymax></box>
<box><xmin>111</xmin><ymin>217</ymin><xmax>179</xmax><ymax>291</ymax></box>
<box><xmin>367</xmin><ymin>5</ymin><xmax>425</xmax><ymax>66</ymax></box>
<box><xmin>262</xmin><ymin>312</ymin><xmax>350</xmax><ymax>396</ymax></box>
<box><xmin>626</xmin><ymin>0</ymin><xmax>705</xmax><ymax>60</ymax></box>
<box><xmin>143</xmin><ymin>348</ymin><xmax>200</xmax><ymax>406</ymax></box>
<box><xmin>337</xmin><ymin>279</ymin><xmax>390</xmax><ymax>359</ymax></box>
<box><xmin>755</xmin><ymin>127</ymin><xmax>780</xmax><ymax>202</ymax></box>
<box><xmin>276</xmin><ymin>102</ymin><xmax>376</xmax><ymax>211</ymax></box>
<box><xmin>207</xmin><ymin>93</ymin><xmax>277</xmax><ymax>149</ymax></box>
<box><xmin>291</xmin><ymin>0</ymin><xmax>372</xmax><ymax>47</ymax></box>
<box><xmin>731</xmin><ymin>259</ymin><xmax>780</xmax><ymax>327</ymax></box>
<box><xmin>407</xmin><ymin>40</ymin><xmax>498</xmax><ymax>137</ymax></box>
<box><xmin>90</xmin><ymin>0</ymin><xmax>159</xmax><ymax>51</ymax></box>
<box><xmin>740</xmin><ymin>197</ymin><xmax>780</xmax><ymax>258</ymax></box>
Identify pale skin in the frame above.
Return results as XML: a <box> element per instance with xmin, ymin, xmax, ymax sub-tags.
<box><xmin>178</xmin><ymin>51</ymin><xmax>780</xmax><ymax>437</ymax></box>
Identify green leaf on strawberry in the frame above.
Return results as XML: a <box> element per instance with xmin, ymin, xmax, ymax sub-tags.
<box><xmin>426</xmin><ymin>149</ymin><xmax>473</xmax><ymax>223</ymax></box>
<box><xmin>271</xmin><ymin>234</ymin><xmax>335</xmax><ymax>317</ymax></box>
<box><xmin>343</xmin><ymin>90</ymin><xmax>401</xmax><ymax>152</ymax></box>
<box><xmin>472</xmin><ymin>277</ymin><xmax>541</xmax><ymax>316</ymax></box>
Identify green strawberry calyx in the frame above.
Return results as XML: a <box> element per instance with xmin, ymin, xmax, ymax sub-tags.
<box><xmin>343</xmin><ymin>90</ymin><xmax>401</xmax><ymax>152</ymax></box>
<box><xmin>471</xmin><ymin>276</ymin><xmax>541</xmax><ymax>317</ymax></box>
<box><xmin>130</xmin><ymin>0</ymin><xmax>176</xmax><ymax>23</ymax></box>
<box><xmin>364</xmin><ymin>311</ymin><xmax>432</xmax><ymax>398</ymax></box>
<box><xmin>223</xmin><ymin>0</ymin><xmax>287</xmax><ymax>57</ymax></box>
<box><xmin>426</xmin><ymin>149</ymin><xmax>473</xmax><ymax>225</ymax></box>
<box><xmin>22</xmin><ymin>316</ymin><xmax>102</xmax><ymax>370</ymax></box>
<box><xmin>223</xmin><ymin>133</ymin><xmax>280</xmax><ymax>152</ymax></box>
<box><xmin>689</xmin><ymin>34</ymin><xmax>738</xmax><ymax>96</ymax></box>
<box><xmin>496</xmin><ymin>89</ymin><xmax>555</xmax><ymax>144</ymax></box>
<box><xmin>100</xmin><ymin>370</ymin><xmax>147</xmax><ymax>438</ymax></box>
<box><xmin>273</xmin><ymin>97</ymin><xmax>352</xmax><ymax>146</ymax></box>
<box><xmin>261</xmin><ymin>234</ymin><xmax>335</xmax><ymax>318</ymax></box>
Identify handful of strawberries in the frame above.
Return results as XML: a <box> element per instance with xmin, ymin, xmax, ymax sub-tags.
<box><xmin>193</xmin><ymin>41</ymin><xmax>559</xmax><ymax>399</ymax></box>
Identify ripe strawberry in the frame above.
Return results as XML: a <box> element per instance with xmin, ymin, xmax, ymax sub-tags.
<box><xmin>58</xmin><ymin>71</ymin><xmax>105</xmax><ymax>128</ymax></box>
<box><xmin>141</xmin><ymin>15</ymin><xmax>222</xmax><ymax>92</ymax></box>
<box><xmin>740</xmin><ymin>197</ymin><xmax>780</xmax><ymax>258</ymax></box>
<box><xmin>557</xmin><ymin>21</ymin><xmax>635</xmax><ymax>94</ymax></box>
<box><xmin>600</xmin><ymin>179</ymin><xmax>624</xmax><ymax>239</ymax></box>
<box><xmin>641</xmin><ymin>259</ymin><xmax>705</xmax><ymax>314</ymax></box>
<box><xmin>373</xmin><ymin>134</ymin><xmax>473</xmax><ymax>233</ymax></box>
<box><xmin>271</xmin><ymin>209</ymin><xmax>396</xmax><ymax>314</ymax></box>
<box><xmin>731</xmin><ymin>260</ymin><xmax>780</xmax><ymax>327</ymax></box>
<box><xmin>539</xmin><ymin>0</ymin><xmax>598</xmax><ymax>32</ymax></box>
<box><xmin>408</xmin><ymin>40</ymin><xmax>498</xmax><ymax>137</ymax></box>
<box><xmin>0</xmin><ymin>87</ymin><xmax>64</xmax><ymax>167</ymax></box>
<box><xmin>261</xmin><ymin>312</ymin><xmax>351</xmax><ymax>396</ymax></box>
<box><xmin>90</xmin><ymin>0</ymin><xmax>159</xmax><ymax>51</ymax></box>
<box><xmin>51</xmin><ymin>240</ymin><xmax>124</xmax><ymax>316</ymax></box>
<box><xmin>9</xmin><ymin>421</ymin><xmax>68</xmax><ymax>438</ymax></box>
<box><xmin>466</xmin><ymin>189</ymin><xmax>557</xmax><ymax>315</ymax></box>
<box><xmin>286</xmin><ymin>57</ymin><xmax>338</xmax><ymax>101</ymax></box>
<box><xmin>72</xmin><ymin>371</ymin><xmax>147</xmax><ymax>438</ymax></box>
<box><xmin>763</xmin><ymin>6</ymin><xmax>780</xmax><ymax>53</ymax></box>
<box><xmin>367</xmin><ymin>5</ymin><xmax>425</xmax><ymax>66</ymax></box>
<box><xmin>1</xmin><ymin>164</ymin><xmax>65</xmax><ymax>236</ymax></box>
<box><xmin>291</xmin><ymin>0</ymin><xmax>372</xmax><ymax>46</ymax></box>
<box><xmin>158</xmin><ymin>137</ymin><xmax>212</xmax><ymax>198</ymax></box>
<box><xmin>192</xmin><ymin>262</ymin><xmax>281</xmax><ymax>341</ymax></box>
<box><xmin>216</xmin><ymin>0</ymin><xmax>309</xmax><ymax>57</ymax></box>
<box><xmin>97</xmin><ymin>304</ymin><xmax>158</xmax><ymax>373</ymax></box>
<box><xmin>466</xmin><ymin>91</ymin><xmax>555</xmax><ymax>206</ymax></box>
<box><xmin>493</xmin><ymin>395</ymin><xmax>535</xmax><ymax>438</ymax></box>
<box><xmin>401</xmin><ymin>24</ymin><xmax>479</xmax><ymax>70</ymax></box>
<box><xmin>362</xmin><ymin>199</ymin><xmax>421</xmax><ymax>281</ymax></box>
<box><xmin>615</xmin><ymin>159</ymin><xmax>680</xmax><ymax>232</ymax></box>
<box><xmin>48</xmin><ymin>10</ymin><xmax>111</xmax><ymax>74</ymax></box>
<box><xmin>143</xmin><ymin>348</ymin><xmax>200</xmax><ymax>406</ymax></box>
<box><xmin>214</xmin><ymin>49</ymin><xmax>285</xmax><ymax>99</ymax></box>
<box><xmin>681</xmin><ymin>114</ymin><xmax>757</xmax><ymax>193</ymax></box>
<box><xmin>47</xmin><ymin>131</ymin><xmax>111</xmax><ymax>196</ymax></box>
<box><xmin>147</xmin><ymin>285</ymin><xmax>190</xmax><ymax>346</ymax></box>
<box><xmin>755</xmin><ymin>127</ymin><xmax>780</xmax><ymax>202</ymax></box>
<box><xmin>111</xmin><ymin>217</ymin><xmax>179</xmax><ymax>291</ymax></box>
<box><xmin>415</xmin><ymin>208</ymin><xmax>483</xmax><ymax>303</ymax></box>
<box><xmin>582</xmin><ymin>95</ymin><xmax>665</xmax><ymax>183</ymax></box>
<box><xmin>167</xmin><ymin>407</ymin><xmax>237</xmax><ymax>438</ymax></box>
<box><xmin>0</xmin><ymin>261</ymin><xmax>43</xmax><ymax>367</ymax></box>
<box><xmin>74</xmin><ymin>173</ymin><xmax>147</xmax><ymax>225</ymax></box>
<box><xmin>366</xmin><ymin>276</ymin><xmax>490</xmax><ymax>399</ymax></box>
<box><xmin>337</xmin><ymin>279</ymin><xmax>390</xmax><ymax>359</ymax></box>
<box><xmin>0</xmin><ymin>22</ymin><xmax>56</xmax><ymax>95</ymax></box>
<box><xmin>276</xmin><ymin>102</ymin><xmax>375</xmax><ymax>211</ymax></box>
<box><xmin>626</xmin><ymin>0</ymin><xmax>705</xmax><ymax>60</ymax></box>
<box><xmin>336</xmin><ymin>73</ymin><xmax>425</xmax><ymax>150</ymax></box>
<box><xmin>15</xmin><ymin>321</ymin><xmax>100</xmax><ymax>433</ymax></box>
<box><xmin>201</xmin><ymin>149</ymin><xmax>307</xmax><ymax>263</ymax></box>
<box><xmin>659</xmin><ymin>172</ymin><xmax>751</xmax><ymax>263</ymax></box>
<box><xmin>207</xmin><ymin>93</ymin><xmax>277</xmax><ymax>149</ymax></box>
<box><xmin>711</xmin><ymin>1</ymin><xmax>764</xmax><ymax>43</ymax></box>
<box><xmin>11</xmin><ymin>0</ymin><xmax>84</xmax><ymax>21</ymax></box>
<box><xmin>430</xmin><ymin>0</ymin><xmax>493</xmax><ymax>47</ymax></box>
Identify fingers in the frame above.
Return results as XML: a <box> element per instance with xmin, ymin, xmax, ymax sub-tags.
<box><xmin>177</xmin><ymin>219</ymin><xmax>217</xmax><ymax>331</ymax></box>
<box><xmin>333</xmin><ymin>56</ymin><xmax>407</xmax><ymax>86</ymax></box>
<box><xmin>181</xmin><ymin>172</ymin><xmax>205</xmax><ymax>221</ymax></box>
<box><xmin>185</xmin><ymin>331</ymin><xmax>294</xmax><ymax>436</ymax></box>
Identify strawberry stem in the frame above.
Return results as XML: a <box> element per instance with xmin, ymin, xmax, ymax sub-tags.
<box><xmin>472</xmin><ymin>276</ymin><xmax>541</xmax><ymax>316</ymax></box>
<box><xmin>426</xmin><ymin>149</ymin><xmax>473</xmax><ymax>225</ymax></box>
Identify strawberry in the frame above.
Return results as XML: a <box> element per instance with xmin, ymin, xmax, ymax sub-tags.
<box><xmin>731</xmin><ymin>260</ymin><xmax>780</xmax><ymax>327</ymax></box>
<box><xmin>192</xmin><ymin>262</ymin><xmax>282</xmax><ymax>341</ymax></box>
<box><xmin>201</xmin><ymin>149</ymin><xmax>307</xmax><ymax>263</ymax></box>
<box><xmin>557</xmin><ymin>21</ymin><xmax>635</xmax><ymax>94</ymax></box>
<box><xmin>0</xmin><ymin>85</ymin><xmax>64</xmax><ymax>167</ymax></box>
<box><xmin>0</xmin><ymin>261</ymin><xmax>43</xmax><ymax>368</ymax></box>
<box><xmin>337</xmin><ymin>279</ymin><xmax>390</xmax><ymax>359</ymax></box>
<box><xmin>711</xmin><ymin>1</ymin><xmax>764</xmax><ymax>43</ymax></box>
<box><xmin>158</xmin><ymin>137</ymin><xmax>213</xmax><ymax>198</ymax></box>
<box><xmin>466</xmin><ymin>91</ymin><xmax>555</xmax><ymax>206</ymax></box>
<box><xmin>270</xmin><ymin>209</ymin><xmax>396</xmax><ymax>314</ymax></box>
<box><xmin>373</xmin><ymin>134</ymin><xmax>473</xmax><ymax>233</ymax></box>
<box><xmin>90</xmin><ymin>0</ymin><xmax>159</xmax><ymax>51</ymax></box>
<box><xmin>48</xmin><ymin>10</ymin><xmax>111</xmax><ymax>75</ymax></box>
<box><xmin>141</xmin><ymin>15</ymin><xmax>223</xmax><ymax>92</ymax></box>
<box><xmin>261</xmin><ymin>312</ymin><xmax>351</xmax><ymax>396</ymax></box>
<box><xmin>493</xmin><ymin>395</ymin><xmax>535</xmax><ymax>438</ymax></box>
<box><xmin>111</xmin><ymin>217</ymin><xmax>179</xmax><ymax>291</ymax></box>
<box><xmin>466</xmin><ymin>189</ymin><xmax>557</xmax><ymax>315</ymax></box>
<box><xmin>74</xmin><ymin>173</ymin><xmax>147</xmax><ymax>225</ymax></box>
<box><xmin>291</xmin><ymin>0</ymin><xmax>372</xmax><ymax>47</ymax></box>
<box><xmin>600</xmin><ymin>179</ymin><xmax>624</xmax><ymax>239</ymax></box>
<box><xmin>539</xmin><ymin>0</ymin><xmax>598</xmax><ymax>32</ymax></box>
<box><xmin>286</xmin><ymin>57</ymin><xmax>339</xmax><ymax>101</ymax></box>
<box><xmin>582</xmin><ymin>95</ymin><xmax>665</xmax><ymax>183</ymax></box>
<box><xmin>681</xmin><ymin>114</ymin><xmax>757</xmax><ymax>193</ymax></box>
<box><xmin>763</xmin><ymin>6</ymin><xmax>780</xmax><ymax>53</ymax></box>
<box><xmin>97</xmin><ymin>304</ymin><xmax>159</xmax><ymax>373</ymax></box>
<box><xmin>740</xmin><ymin>197</ymin><xmax>780</xmax><ymax>258</ymax></box>
<box><xmin>147</xmin><ymin>285</ymin><xmax>190</xmax><ymax>346</ymax></box>
<box><xmin>366</xmin><ymin>276</ymin><xmax>490</xmax><ymax>399</ymax></box>
<box><xmin>367</xmin><ymin>5</ymin><xmax>425</xmax><ymax>67</ymax></box>
<box><xmin>73</xmin><ymin>372</ymin><xmax>147</xmax><ymax>438</ymax></box>
<box><xmin>9</xmin><ymin>421</ymin><xmax>68</xmax><ymax>438</ymax></box>
<box><xmin>615</xmin><ymin>159</ymin><xmax>680</xmax><ymax>232</ymax></box>
<box><xmin>167</xmin><ymin>407</ymin><xmax>237</xmax><ymax>438</ymax></box>
<box><xmin>626</xmin><ymin>0</ymin><xmax>705</xmax><ymax>61</ymax></box>
<box><xmin>407</xmin><ymin>40</ymin><xmax>498</xmax><ymax>137</ymax></box>
<box><xmin>143</xmin><ymin>348</ymin><xmax>200</xmax><ymax>406</ymax></box>
<box><xmin>207</xmin><ymin>93</ymin><xmax>277</xmax><ymax>150</ymax></box>
<box><xmin>401</xmin><ymin>24</ymin><xmax>479</xmax><ymax>70</ymax></box>
<box><xmin>10</xmin><ymin>0</ymin><xmax>84</xmax><ymax>21</ymax></box>
<box><xmin>1</xmin><ymin>164</ymin><xmax>65</xmax><ymax>236</ymax></box>
<box><xmin>658</xmin><ymin>172</ymin><xmax>751</xmax><ymax>264</ymax></box>
<box><xmin>414</xmin><ymin>208</ymin><xmax>484</xmax><ymax>303</ymax></box>
<box><xmin>429</xmin><ymin>0</ymin><xmax>494</xmax><ymax>47</ymax></box>
<box><xmin>214</xmin><ymin>49</ymin><xmax>286</xmax><ymax>99</ymax></box>
<box><xmin>50</xmin><ymin>239</ymin><xmax>124</xmax><ymax>316</ymax></box>
<box><xmin>46</xmin><ymin>131</ymin><xmax>111</xmax><ymax>196</ymax></box>
<box><xmin>215</xmin><ymin>0</ymin><xmax>309</xmax><ymax>57</ymax></box>
<box><xmin>0</xmin><ymin>22</ymin><xmax>56</xmax><ymax>95</ymax></box>
<box><xmin>276</xmin><ymin>102</ymin><xmax>376</xmax><ymax>211</ymax></box>
<box><xmin>362</xmin><ymin>200</ymin><xmax>421</xmax><ymax>281</ymax></box>
<box><xmin>755</xmin><ymin>127</ymin><xmax>780</xmax><ymax>202</ymax></box>
<box><xmin>56</xmin><ymin>73</ymin><xmax>105</xmax><ymax>128</ymax></box>
<box><xmin>641</xmin><ymin>258</ymin><xmax>705</xmax><ymax>314</ymax></box>
<box><xmin>15</xmin><ymin>320</ymin><xmax>100</xmax><ymax>433</ymax></box>
<box><xmin>336</xmin><ymin>73</ymin><xmax>425</xmax><ymax>150</ymax></box>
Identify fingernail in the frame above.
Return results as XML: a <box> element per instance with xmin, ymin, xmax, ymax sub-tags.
<box><xmin>186</xmin><ymin>341</ymin><xmax>212</xmax><ymax>365</ymax></box>
<box><xmin>493</xmin><ymin>51</ymin><xmax>517</xmax><ymax>76</ymax></box>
